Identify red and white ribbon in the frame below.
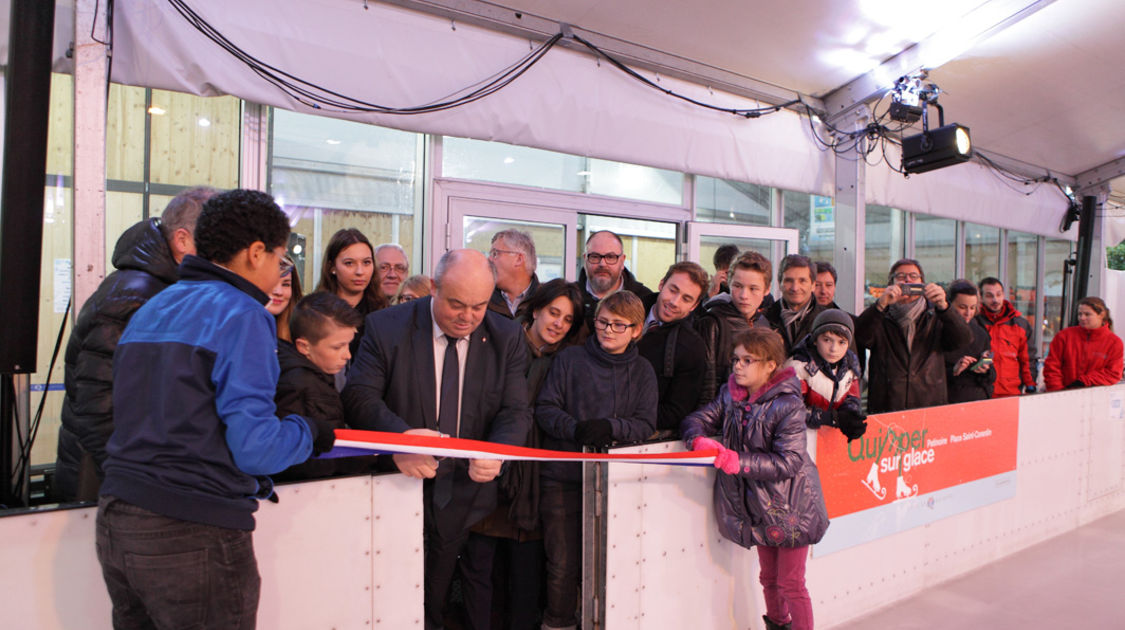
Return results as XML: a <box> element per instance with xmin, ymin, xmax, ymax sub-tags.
<box><xmin>328</xmin><ymin>429</ymin><xmax>719</xmax><ymax>466</ymax></box>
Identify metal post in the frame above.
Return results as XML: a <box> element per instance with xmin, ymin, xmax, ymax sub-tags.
<box><xmin>833</xmin><ymin>108</ymin><xmax>868</xmax><ymax>314</ymax></box>
<box><xmin>1071</xmin><ymin>195</ymin><xmax>1098</xmax><ymax>320</ymax></box>
<box><xmin>73</xmin><ymin>0</ymin><xmax>109</xmax><ymax>314</ymax></box>
<box><xmin>240</xmin><ymin>102</ymin><xmax>269</xmax><ymax>191</ymax></box>
<box><xmin>581</xmin><ymin>457</ymin><xmax>608</xmax><ymax>630</ymax></box>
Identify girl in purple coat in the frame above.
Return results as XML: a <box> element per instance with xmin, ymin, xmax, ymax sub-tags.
<box><xmin>682</xmin><ymin>327</ymin><xmax>829</xmax><ymax>630</ymax></box>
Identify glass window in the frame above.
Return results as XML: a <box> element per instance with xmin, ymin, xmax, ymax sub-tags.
<box><xmin>578</xmin><ymin>215</ymin><xmax>677</xmax><ymax>291</ymax></box>
<box><xmin>442</xmin><ymin>137</ymin><xmax>683</xmax><ymax>205</ymax></box>
<box><xmin>270</xmin><ymin>109</ymin><xmax>423</xmax><ymax>292</ymax></box>
<box><xmin>1043</xmin><ymin>238</ymin><xmax>1073</xmax><ymax>348</ymax></box>
<box><xmin>694</xmin><ymin>176</ymin><xmax>772</xmax><ymax>225</ymax></box>
<box><xmin>864</xmin><ymin>205</ymin><xmax>906</xmax><ymax>307</ymax></box>
<box><xmin>964</xmin><ymin>222</ymin><xmax>999</xmax><ymax>281</ymax></box>
<box><xmin>782</xmin><ymin>191</ymin><xmax>834</xmax><ymax>262</ymax></box>
<box><xmin>913</xmin><ymin>215</ymin><xmax>957</xmax><ymax>285</ymax></box>
<box><xmin>1005</xmin><ymin>231</ymin><xmax>1039</xmax><ymax>329</ymax></box>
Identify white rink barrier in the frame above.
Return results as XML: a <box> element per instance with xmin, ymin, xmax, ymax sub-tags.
<box><xmin>0</xmin><ymin>473</ymin><xmax>423</xmax><ymax>630</ymax></box>
<box><xmin>604</xmin><ymin>384</ymin><xmax>1125</xmax><ymax>629</ymax></box>
<box><xmin>1</xmin><ymin>384</ymin><xmax>1122</xmax><ymax>628</ymax></box>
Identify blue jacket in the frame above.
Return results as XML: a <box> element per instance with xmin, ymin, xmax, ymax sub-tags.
<box><xmin>101</xmin><ymin>255</ymin><xmax>318</xmax><ymax>530</ymax></box>
<box><xmin>681</xmin><ymin>368</ymin><xmax>829</xmax><ymax>548</ymax></box>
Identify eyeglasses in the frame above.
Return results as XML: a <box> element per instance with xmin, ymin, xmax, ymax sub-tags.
<box><xmin>593</xmin><ymin>318</ymin><xmax>635</xmax><ymax>333</ymax></box>
<box><xmin>892</xmin><ymin>272</ymin><xmax>922</xmax><ymax>282</ymax></box>
<box><xmin>396</xmin><ymin>294</ymin><xmax>417</xmax><ymax>304</ymax></box>
<box><xmin>585</xmin><ymin>252</ymin><xmax>622</xmax><ymax>265</ymax></box>
<box><xmin>731</xmin><ymin>356</ymin><xmax>764</xmax><ymax>369</ymax></box>
<box><xmin>489</xmin><ymin>248</ymin><xmax>521</xmax><ymax>259</ymax></box>
<box><xmin>279</xmin><ymin>258</ymin><xmax>295</xmax><ymax>275</ymax></box>
<box><xmin>378</xmin><ymin>263</ymin><xmax>408</xmax><ymax>275</ymax></box>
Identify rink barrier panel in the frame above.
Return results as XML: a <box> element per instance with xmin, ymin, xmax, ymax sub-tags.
<box><xmin>0</xmin><ymin>384</ymin><xmax>1122</xmax><ymax>628</ymax></box>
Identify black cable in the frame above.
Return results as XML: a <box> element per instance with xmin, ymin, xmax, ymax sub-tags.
<box><xmin>165</xmin><ymin>0</ymin><xmax>562</xmax><ymax>115</ymax></box>
<box><xmin>569</xmin><ymin>34</ymin><xmax>799</xmax><ymax>119</ymax></box>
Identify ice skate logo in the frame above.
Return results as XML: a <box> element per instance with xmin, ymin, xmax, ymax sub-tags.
<box><xmin>895</xmin><ymin>474</ymin><xmax>918</xmax><ymax>499</ymax></box>
<box><xmin>861</xmin><ymin>463</ymin><xmax>887</xmax><ymax>499</ymax></box>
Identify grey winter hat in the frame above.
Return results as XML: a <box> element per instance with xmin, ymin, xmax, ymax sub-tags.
<box><xmin>811</xmin><ymin>308</ymin><xmax>854</xmax><ymax>345</ymax></box>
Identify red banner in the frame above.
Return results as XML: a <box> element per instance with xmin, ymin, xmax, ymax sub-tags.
<box><xmin>816</xmin><ymin>397</ymin><xmax>1019</xmax><ymax>519</ymax></box>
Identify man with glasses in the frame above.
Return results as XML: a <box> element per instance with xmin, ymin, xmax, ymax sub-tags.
<box><xmin>374</xmin><ymin>243</ymin><xmax>410</xmax><ymax>300</ymax></box>
<box><xmin>856</xmin><ymin>258</ymin><xmax>972</xmax><ymax>412</ymax></box>
<box><xmin>487</xmin><ymin>229</ymin><xmax>540</xmax><ymax>319</ymax></box>
<box><xmin>577</xmin><ymin>230</ymin><xmax>653</xmax><ymax>334</ymax></box>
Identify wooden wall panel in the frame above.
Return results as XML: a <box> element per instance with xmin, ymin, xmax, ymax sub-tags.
<box><xmin>148</xmin><ymin>91</ymin><xmax>240</xmax><ymax>189</ymax></box>
<box><xmin>45</xmin><ymin>74</ymin><xmax>73</xmax><ymax>176</ymax></box>
<box><xmin>105</xmin><ymin>84</ymin><xmax>146</xmax><ymax>182</ymax></box>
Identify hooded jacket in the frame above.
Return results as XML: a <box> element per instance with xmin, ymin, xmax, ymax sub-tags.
<box><xmin>1043</xmin><ymin>324</ymin><xmax>1124</xmax><ymax>391</ymax></box>
<box><xmin>681</xmin><ymin>368</ymin><xmax>829</xmax><ymax>549</ymax></box>
<box><xmin>975</xmin><ymin>301</ymin><xmax>1037</xmax><ymax>396</ymax></box>
<box><xmin>856</xmin><ymin>299</ymin><xmax>973</xmax><ymax>413</ymax></box>
<box><xmin>56</xmin><ymin>218</ymin><xmax>180</xmax><ymax>501</ymax></box>
<box><xmin>945</xmin><ymin>318</ymin><xmax>997</xmax><ymax>403</ymax></box>
<box><xmin>637</xmin><ymin>292</ymin><xmax>708</xmax><ymax>432</ymax></box>
<box><xmin>694</xmin><ymin>295</ymin><xmax>771</xmax><ymax>403</ymax></box>
<box><xmin>784</xmin><ymin>335</ymin><xmax>862</xmax><ymax>428</ymax></box>
<box><xmin>536</xmin><ymin>335</ymin><xmax>657</xmax><ymax>484</ymax></box>
<box><xmin>101</xmin><ymin>256</ymin><xmax>320</xmax><ymax>531</ymax></box>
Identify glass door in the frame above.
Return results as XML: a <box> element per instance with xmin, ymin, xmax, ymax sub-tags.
<box><xmin>686</xmin><ymin>222</ymin><xmax>799</xmax><ymax>297</ymax></box>
<box><xmin>435</xmin><ymin>180</ymin><xmax>577</xmax><ymax>280</ymax></box>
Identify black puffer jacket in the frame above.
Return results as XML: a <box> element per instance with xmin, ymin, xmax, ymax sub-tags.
<box><xmin>536</xmin><ymin>336</ymin><xmax>657</xmax><ymax>484</ymax></box>
<box><xmin>694</xmin><ymin>295</ymin><xmax>770</xmax><ymax>404</ymax></box>
<box><xmin>637</xmin><ymin>293</ymin><xmax>708</xmax><ymax>433</ymax></box>
<box><xmin>273</xmin><ymin>340</ymin><xmax>374</xmax><ymax>482</ymax></box>
<box><xmin>856</xmin><ymin>300</ymin><xmax>973</xmax><ymax>413</ymax></box>
<box><xmin>56</xmin><ymin>219</ymin><xmax>179</xmax><ymax>501</ymax></box>
<box><xmin>681</xmin><ymin>368</ymin><xmax>829</xmax><ymax>549</ymax></box>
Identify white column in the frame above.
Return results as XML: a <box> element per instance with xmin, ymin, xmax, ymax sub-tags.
<box><xmin>72</xmin><ymin>0</ymin><xmax>109</xmax><ymax>314</ymax></box>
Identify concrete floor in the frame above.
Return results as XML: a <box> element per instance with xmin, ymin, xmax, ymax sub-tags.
<box><xmin>831</xmin><ymin>509</ymin><xmax>1125</xmax><ymax>629</ymax></box>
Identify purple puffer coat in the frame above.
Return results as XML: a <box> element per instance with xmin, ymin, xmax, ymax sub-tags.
<box><xmin>681</xmin><ymin>367</ymin><xmax>829</xmax><ymax>549</ymax></box>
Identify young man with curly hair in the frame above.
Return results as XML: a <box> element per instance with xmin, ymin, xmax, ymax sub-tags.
<box><xmin>96</xmin><ymin>189</ymin><xmax>337</xmax><ymax>628</ymax></box>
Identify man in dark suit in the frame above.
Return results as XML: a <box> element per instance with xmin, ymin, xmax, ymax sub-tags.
<box><xmin>342</xmin><ymin>248</ymin><xmax>530</xmax><ymax>630</ymax></box>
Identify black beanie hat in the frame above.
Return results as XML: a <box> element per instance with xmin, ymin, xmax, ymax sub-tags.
<box><xmin>811</xmin><ymin>308</ymin><xmax>854</xmax><ymax>346</ymax></box>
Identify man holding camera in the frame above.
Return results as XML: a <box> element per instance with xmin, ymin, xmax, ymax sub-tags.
<box><xmin>856</xmin><ymin>259</ymin><xmax>973</xmax><ymax>413</ymax></box>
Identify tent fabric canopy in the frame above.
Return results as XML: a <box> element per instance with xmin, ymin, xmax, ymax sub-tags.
<box><xmin>96</xmin><ymin>0</ymin><xmax>1070</xmax><ymax>236</ymax></box>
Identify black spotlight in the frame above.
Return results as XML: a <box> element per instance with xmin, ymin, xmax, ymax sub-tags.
<box><xmin>901</xmin><ymin>123</ymin><xmax>972</xmax><ymax>174</ymax></box>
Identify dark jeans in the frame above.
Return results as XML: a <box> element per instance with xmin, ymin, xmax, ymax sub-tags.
<box><xmin>460</xmin><ymin>532</ymin><xmax>545</xmax><ymax>630</ymax></box>
<box><xmin>539</xmin><ymin>483</ymin><xmax>582</xmax><ymax>629</ymax></box>
<box><xmin>95</xmin><ymin>496</ymin><xmax>260</xmax><ymax>630</ymax></box>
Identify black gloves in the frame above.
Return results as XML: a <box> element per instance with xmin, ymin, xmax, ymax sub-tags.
<box><xmin>574</xmin><ymin>418</ymin><xmax>615</xmax><ymax>448</ymax></box>
<box><xmin>1023</xmin><ymin>385</ymin><xmax>1037</xmax><ymax>394</ymax></box>
<box><xmin>835</xmin><ymin>408</ymin><xmax>868</xmax><ymax>442</ymax></box>
<box><xmin>1065</xmin><ymin>380</ymin><xmax>1085</xmax><ymax>390</ymax></box>
<box><xmin>308</xmin><ymin>417</ymin><xmax>337</xmax><ymax>455</ymax></box>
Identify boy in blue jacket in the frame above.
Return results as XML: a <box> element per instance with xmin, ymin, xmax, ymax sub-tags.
<box><xmin>96</xmin><ymin>189</ymin><xmax>336</xmax><ymax>628</ymax></box>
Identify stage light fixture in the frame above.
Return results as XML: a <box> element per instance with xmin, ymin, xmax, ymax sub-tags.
<box><xmin>902</xmin><ymin>123</ymin><xmax>972</xmax><ymax>174</ymax></box>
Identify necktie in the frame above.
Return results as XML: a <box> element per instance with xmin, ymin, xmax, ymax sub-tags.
<box><xmin>643</xmin><ymin>318</ymin><xmax>659</xmax><ymax>336</ymax></box>
<box><xmin>434</xmin><ymin>335</ymin><xmax>460</xmax><ymax>508</ymax></box>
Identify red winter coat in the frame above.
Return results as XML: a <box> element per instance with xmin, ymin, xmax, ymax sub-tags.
<box><xmin>976</xmin><ymin>301</ymin><xmax>1036</xmax><ymax>397</ymax></box>
<box><xmin>1042</xmin><ymin>324</ymin><xmax>1124</xmax><ymax>392</ymax></box>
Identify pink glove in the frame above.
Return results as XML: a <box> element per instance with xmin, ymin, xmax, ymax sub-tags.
<box><xmin>692</xmin><ymin>437</ymin><xmax>741</xmax><ymax>475</ymax></box>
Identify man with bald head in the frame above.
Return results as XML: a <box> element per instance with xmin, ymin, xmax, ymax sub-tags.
<box><xmin>343</xmin><ymin>249</ymin><xmax>531</xmax><ymax>630</ymax></box>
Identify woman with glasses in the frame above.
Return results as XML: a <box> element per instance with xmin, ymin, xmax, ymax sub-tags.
<box><xmin>535</xmin><ymin>290</ymin><xmax>657</xmax><ymax>630</ymax></box>
<box><xmin>683</xmin><ymin>327</ymin><xmax>828</xmax><ymax>630</ymax></box>
<box><xmin>265</xmin><ymin>256</ymin><xmax>302</xmax><ymax>342</ymax></box>
<box><xmin>392</xmin><ymin>274</ymin><xmax>432</xmax><ymax>305</ymax></box>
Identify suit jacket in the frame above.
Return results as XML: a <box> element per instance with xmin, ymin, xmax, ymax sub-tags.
<box><xmin>342</xmin><ymin>297</ymin><xmax>531</xmax><ymax>537</ymax></box>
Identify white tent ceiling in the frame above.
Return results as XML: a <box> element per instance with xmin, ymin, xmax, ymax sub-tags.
<box><xmin>461</xmin><ymin>0</ymin><xmax>1125</xmax><ymax>192</ymax></box>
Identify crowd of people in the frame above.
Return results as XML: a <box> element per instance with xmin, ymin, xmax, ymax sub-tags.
<box><xmin>58</xmin><ymin>187</ymin><xmax>1124</xmax><ymax>630</ymax></box>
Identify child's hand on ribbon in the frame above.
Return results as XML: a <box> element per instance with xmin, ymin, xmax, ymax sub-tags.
<box><xmin>692</xmin><ymin>437</ymin><xmax>741</xmax><ymax>474</ymax></box>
